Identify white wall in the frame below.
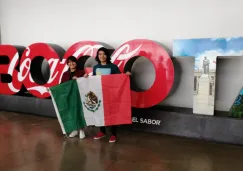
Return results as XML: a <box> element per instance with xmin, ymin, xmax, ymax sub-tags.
<box><xmin>1</xmin><ymin>0</ymin><xmax>243</xmax><ymax>111</ymax></box>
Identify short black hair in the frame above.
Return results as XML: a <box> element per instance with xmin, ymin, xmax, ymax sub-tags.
<box><xmin>95</xmin><ymin>47</ymin><xmax>111</xmax><ymax>64</ymax></box>
<box><xmin>66</xmin><ymin>56</ymin><xmax>77</xmax><ymax>65</ymax></box>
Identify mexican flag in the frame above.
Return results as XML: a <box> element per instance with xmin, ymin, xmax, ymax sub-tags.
<box><xmin>50</xmin><ymin>74</ymin><xmax>132</xmax><ymax>134</ymax></box>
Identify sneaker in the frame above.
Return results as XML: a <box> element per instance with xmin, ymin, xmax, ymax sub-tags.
<box><xmin>94</xmin><ymin>132</ymin><xmax>106</xmax><ymax>140</ymax></box>
<box><xmin>79</xmin><ymin>129</ymin><xmax>85</xmax><ymax>139</ymax></box>
<box><xmin>109</xmin><ymin>136</ymin><xmax>116</xmax><ymax>143</ymax></box>
<box><xmin>69</xmin><ymin>130</ymin><xmax>78</xmax><ymax>138</ymax></box>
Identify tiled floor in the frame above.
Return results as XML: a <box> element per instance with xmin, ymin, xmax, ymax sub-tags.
<box><xmin>1</xmin><ymin>111</ymin><xmax>243</xmax><ymax>171</ymax></box>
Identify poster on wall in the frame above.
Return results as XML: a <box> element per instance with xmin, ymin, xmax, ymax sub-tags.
<box><xmin>173</xmin><ymin>37</ymin><xmax>243</xmax><ymax>115</ymax></box>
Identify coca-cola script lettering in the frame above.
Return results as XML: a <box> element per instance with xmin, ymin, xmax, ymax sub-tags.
<box><xmin>0</xmin><ymin>39</ymin><xmax>174</xmax><ymax>108</ymax></box>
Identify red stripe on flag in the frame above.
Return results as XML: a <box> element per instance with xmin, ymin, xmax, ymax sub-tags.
<box><xmin>101</xmin><ymin>74</ymin><xmax>132</xmax><ymax>126</ymax></box>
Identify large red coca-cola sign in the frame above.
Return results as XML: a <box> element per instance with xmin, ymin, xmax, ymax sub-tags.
<box><xmin>0</xmin><ymin>39</ymin><xmax>174</xmax><ymax>108</ymax></box>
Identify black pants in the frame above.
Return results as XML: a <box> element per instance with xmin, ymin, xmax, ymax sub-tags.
<box><xmin>100</xmin><ymin>126</ymin><xmax>116</xmax><ymax>136</ymax></box>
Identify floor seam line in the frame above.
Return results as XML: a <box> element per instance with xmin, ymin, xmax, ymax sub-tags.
<box><xmin>104</xmin><ymin>160</ymin><xmax>117</xmax><ymax>171</ymax></box>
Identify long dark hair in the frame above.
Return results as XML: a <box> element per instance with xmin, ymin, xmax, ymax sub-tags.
<box><xmin>66</xmin><ymin>56</ymin><xmax>77</xmax><ymax>71</ymax></box>
<box><xmin>95</xmin><ymin>47</ymin><xmax>111</xmax><ymax>64</ymax></box>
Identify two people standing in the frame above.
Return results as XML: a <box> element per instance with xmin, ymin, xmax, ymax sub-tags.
<box><xmin>61</xmin><ymin>47</ymin><xmax>131</xmax><ymax>143</ymax></box>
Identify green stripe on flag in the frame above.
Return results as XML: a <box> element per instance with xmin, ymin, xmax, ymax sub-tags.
<box><xmin>50</xmin><ymin>80</ymin><xmax>86</xmax><ymax>134</ymax></box>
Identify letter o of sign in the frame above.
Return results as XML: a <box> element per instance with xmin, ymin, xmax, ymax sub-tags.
<box><xmin>111</xmin><ymin>39</ymin><xmax>174</xmax><ymax>108</ymax></box>
<box><xmin>19</xmin><ymin>43</ymin><xmax>65</xmax><ymax>98</ymax></box>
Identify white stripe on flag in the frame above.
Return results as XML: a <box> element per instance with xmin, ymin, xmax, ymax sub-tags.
<box><xmin>76</xmin><ymin>76</ymin><xmax>105</xmax><ymax>126</ymax></box>
<box><xmin>49</xmin><ymin>90</ymin><xmax>66</xmax><ymax>134</ymax></box>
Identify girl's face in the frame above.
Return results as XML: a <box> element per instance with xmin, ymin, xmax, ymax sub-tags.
<box><xmin>68</xmin><ymin>60</ymin><xmax>77</xmax><ymax>70</ymax></box>
<box><xmin>98</xmin><ymin>51</ymin><xmax>107</xmax><ymax>63</ymax></box>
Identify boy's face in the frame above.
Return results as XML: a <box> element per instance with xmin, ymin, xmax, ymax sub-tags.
<box><xmin>98</xmin><ymin>51</ymin><xmax>107</xmax><ymax>63</ymax></box>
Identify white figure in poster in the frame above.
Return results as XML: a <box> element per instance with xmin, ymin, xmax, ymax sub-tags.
<box><xmin>203</xmin><ymin>56</ymin><xmax>210</xmax><ymax>74</ymax></box>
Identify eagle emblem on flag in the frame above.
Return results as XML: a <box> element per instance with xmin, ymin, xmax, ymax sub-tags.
<box><xmin>83</xmin><ymin>91</ymin><xmax>101</xmax><ymax>112</ymax></box>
